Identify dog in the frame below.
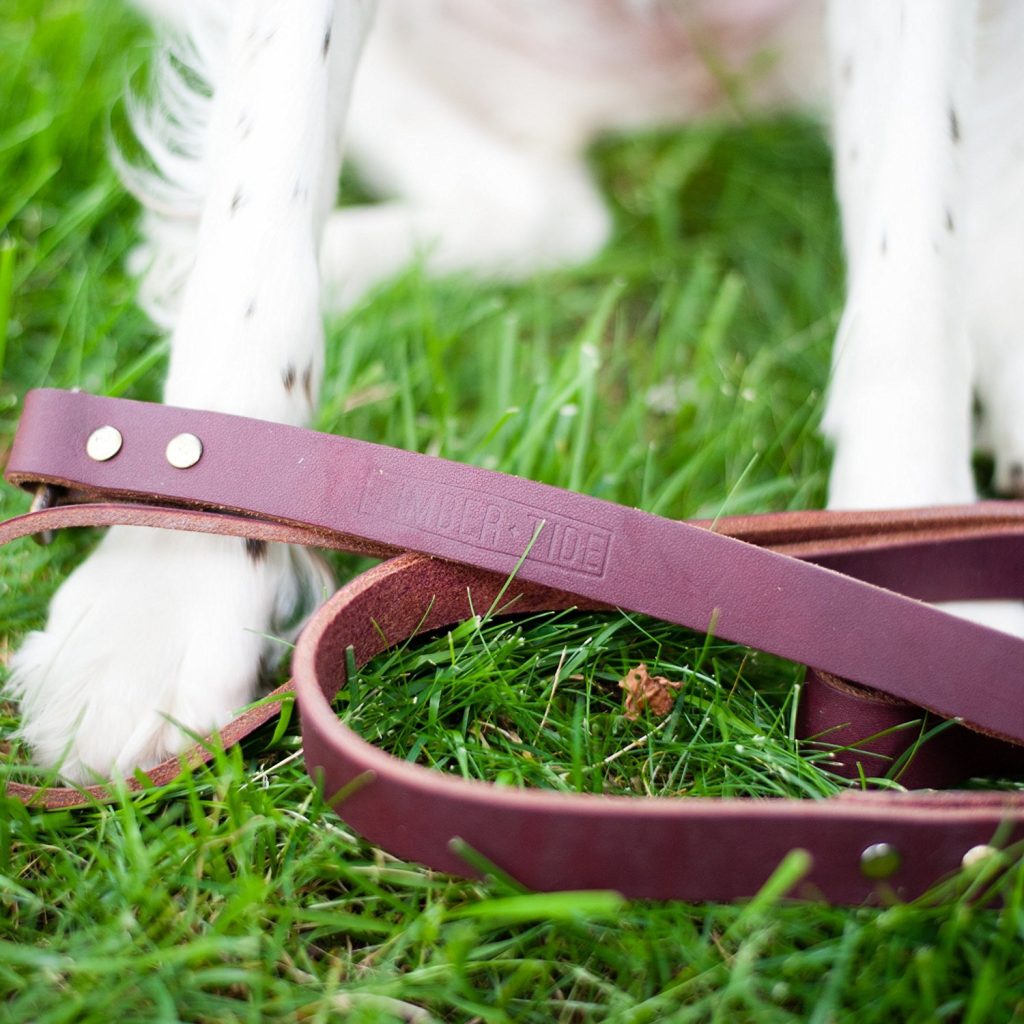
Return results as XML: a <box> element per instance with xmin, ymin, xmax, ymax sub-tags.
<box><xmin>8</xmin><ymin>0</ymin><xmax>1024</xmax><ymax>783</ymax></box>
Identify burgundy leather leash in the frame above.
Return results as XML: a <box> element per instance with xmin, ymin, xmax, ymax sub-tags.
<box><xmin>3</xmin><ymin>388</ymin><xmax>1024</xmax><ymax>903</ymax></box>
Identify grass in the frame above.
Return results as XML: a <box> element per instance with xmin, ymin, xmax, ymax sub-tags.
<box><xmin>2</xmin><ymin>2</ymin><xmax>1024</xmax><ymax>1021</ymax></box>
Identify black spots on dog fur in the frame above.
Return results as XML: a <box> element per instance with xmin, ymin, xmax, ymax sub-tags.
<box><xmin>245</xmin><ymin>297</ymin><xmax>257</xmax><ymax>319</ymax></box>
<box><xmin>284</xmin><ymin>362</ymin><xmax>314</xmax><ymax>404</ymax></box>
<box><xmin>231</xmin><ymin>189</ymin><xmax>245</xmax><ymax>215</ymax></box>
<box><xmin>245</xmin><ymin>25</ymin><xmax>277</xmax><ymax>59</ymax></box>
<box><xmin>245</xmin><ymin>537</ymin><xmax>268</xmax><ymax>563</ymax></box>
<box><xmin>949</xmin><ymin>105</ymin><xmax>961</xmax><ymax>144</ymax></box>
<box><xmin>945</xmin><ymin>208</ymin><xmax>955</xmax><ymax>233</ymax></box>
<box><xmin>323</xmin><ymin>25</ymin><xmax>332</xmax><ymax>60</ymax></box>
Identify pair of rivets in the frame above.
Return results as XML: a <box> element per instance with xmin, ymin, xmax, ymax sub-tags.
<box><xmin>86</xmin><ymin>426</ymin><xmax>203</xmax><ymax>469</ymax></box>
<box><xmin>859</xmin><ymin>842</ymin><xmax>999</xmax><ymax>881</ymax></box>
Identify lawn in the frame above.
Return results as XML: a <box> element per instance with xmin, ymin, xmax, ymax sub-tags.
<box><xmin>2</xmin><ymin>3</ymin><xmax>1023</xmax><ymax>1022</ymax></box>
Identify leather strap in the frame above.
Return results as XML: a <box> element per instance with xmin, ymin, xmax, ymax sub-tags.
<box><xmin>294</xmin><ymin>555</ymin><xmax>1024</xmax><ymax>903</ymax></box>
<box><xmin>4</xmin><ymin>389</ymin><xmax>1024</xmax><ymax>902</ymax></box>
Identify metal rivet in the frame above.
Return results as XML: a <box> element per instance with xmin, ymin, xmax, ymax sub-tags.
<box><xmin>962</xmin><ymin>844</ymin><xmax>997</xmax><ymax>869</ymax></box>
<box><xmin>86</xmin><ymin>425</ymin><xmax>123</xmax><ymax>462</ymax></box>
<box><xmin>860</xmin><ymin>842</ymin><xmax>901</xmax><ymax>880</ymax></box>
<box><xmin>166</xmin><ymin>432</ymin><xmax>203</xmax><ymax>469</ymax></box>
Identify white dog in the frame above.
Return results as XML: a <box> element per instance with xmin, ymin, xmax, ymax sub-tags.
<box><xmin>9</xmin><ymin>0</ymin><xmax>1024</xmax><ymax>782</ymax></box>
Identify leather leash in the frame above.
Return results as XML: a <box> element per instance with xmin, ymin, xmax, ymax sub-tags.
<box><xmin>3</xmin><ymin>388</ymin><xmax>1024</xmax><ymax>902</ymax></box>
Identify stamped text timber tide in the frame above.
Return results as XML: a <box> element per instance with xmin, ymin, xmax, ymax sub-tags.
<box><xmin>359</xmin><ymin>466</ymin><xmax>611</xmax><ymax>577</ymax></box>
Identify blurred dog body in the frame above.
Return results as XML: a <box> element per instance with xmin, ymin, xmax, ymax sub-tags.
<box><xmin>321</xmin><ymin>1</ymin><xmax>821</xmax><ymax>307</ymax></box>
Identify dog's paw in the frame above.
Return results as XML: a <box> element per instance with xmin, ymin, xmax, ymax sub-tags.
<box><xmin>6</xmin><ymin>526</ymin><xmax>327</xmax><ymax>784</ymax></box>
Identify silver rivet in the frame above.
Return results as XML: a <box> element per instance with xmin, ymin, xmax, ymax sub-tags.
<box><xmin>860</xmin><ymin>842</ymin><xmax>901</xmax><ymax>880</ymax></box>
<box><xmin>86</xmin><ymin>425</ymin><xmax>123</xmax><ymax>462</ymax></box>
<box><xmin>962</xmin><ymin>844</ymin><xmax>997</xmax><ymax>869</ymax></box>
<box><xmin>166</xmin><ymin>432</ymin><xmax>203</xmax><ymax>469</ymax></box>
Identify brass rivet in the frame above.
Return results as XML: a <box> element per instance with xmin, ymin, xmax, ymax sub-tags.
<box><xmin>962</xmin><ymin>844</ymin><xmax>997</xmax><ymax>869</ymax></box>
<box><xmin>166</xmin><ymin>432</ymin><xmax>203</xmax><ymax>469</ymax></box>
<box><xmin>860</xmin><ymin>842</ymin><xmax>901</xmax><ymax>880</ymax></box>
<box><xmin>86</xmin><ymin>425</ymin><xmax>123</xmax><ymax>462</ymax></box>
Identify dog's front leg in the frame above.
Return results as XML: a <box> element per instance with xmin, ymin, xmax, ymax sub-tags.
<box><xmin>7</xmin><ymin>0</ymin><xmax>374</xmax><ymax>782</ymax></box>
<box><xmin>824</xmin><ymin>0</ymin><xmax>977</xmax><ymax>510</ymax></box>
<box><xmin>825</xmin><ymin>0</ymin><xmax>1024</xmax><ymax>634</ymax></box>
<box><xmin>968</xmin><ymin>1</ymin><xmax>1024</xmax><ymax>499</ymax></box>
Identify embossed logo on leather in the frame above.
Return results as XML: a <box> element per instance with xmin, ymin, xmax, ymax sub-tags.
<box><xmin>359</xmin><ymin>466</ymin><xmax>610</xmax><ymax>576</ymax></box>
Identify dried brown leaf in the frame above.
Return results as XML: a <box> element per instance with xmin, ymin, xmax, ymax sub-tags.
<box><xmin>618</xmin><ymin>663</ymin><xmax>683</xmax><ymax>720</ymax></box>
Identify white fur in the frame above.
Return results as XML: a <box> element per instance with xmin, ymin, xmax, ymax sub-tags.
<box><xmin>8</xmin><ymin>0</ymin><xmax>1024</xmax><ymax>781</ymax></box>
<box><xmin>823</xmin><ymin>0</ymin><xmax>977</xmax><ymax>509</ymax></box>
<box><xmin>9</xmin><ymin>530</ymin><xmax>321</xmax><ymax>781</ymax></box>
<box><xmin>968</xmin><ymin>2</ymin><xmax>1024</xmax><ymax>496</ymax></box>
<box><xmin>823</xmin><ymin>0</ymin><xmax>1024</xmax><ymax>632</ymax></box>
<box><xmin>823</xmin><ymin>0</ymin><xmax>1024</xmax><ymax>509</ymax></box>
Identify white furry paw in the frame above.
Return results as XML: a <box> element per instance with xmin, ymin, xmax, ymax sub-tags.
<box><xmin>6</xmin><ymin>526</ymin><xmax>325</xmax><ymax>784</ymax></box>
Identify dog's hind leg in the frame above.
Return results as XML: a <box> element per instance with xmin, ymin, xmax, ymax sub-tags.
<box><xmin>317</xmin><ymin>20</ymin><xmax>611</xmax><ymax>313</ymax></box>
<box><xmin>7</xmin><ymin>0</ymin><xmax>375</xmax><ymax>782</ymax></box>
